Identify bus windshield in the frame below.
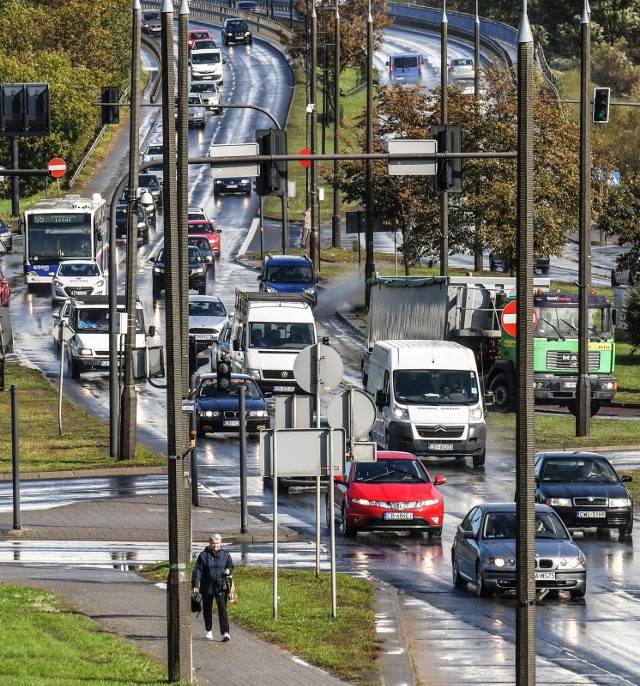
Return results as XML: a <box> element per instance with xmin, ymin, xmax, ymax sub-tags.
<box><xmin>26</xmin><ymin>212</ymin><xmax>92</xmax><ymax>261</ymax></box>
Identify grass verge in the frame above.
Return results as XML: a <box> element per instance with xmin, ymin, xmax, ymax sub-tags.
<box><xmin>0</xmin><ymin>582</ymin><xmax>184</xmax><ymax>686</ymax></box>
<box><xmin>0</xmin><ymin>362</ymin><xmax>166</xmax><ymax>474</ymax></box>
<box><xmin>143</xmin><ymin>563</ymin><xmax>378</xmax><ymax>683</ymax></box>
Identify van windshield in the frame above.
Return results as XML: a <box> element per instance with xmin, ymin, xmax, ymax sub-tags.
<box><xmin>393</xmin><ymin>370</ymin><xmax>479</xmax><ymax>405</ymax></box>
<box><xmin>249</xmin><ymin>322</ymin><xmax>314</xmax><ymax>350</ymax></box>
<box><xmin>266</xmin><ymin>265</ymin><xmax>313</xmax><ymax>284</ymax></box>
<box><xmin>191</xmin><ymin>51</ymin><xmax>221</xmax><ymax>64</ymax></box>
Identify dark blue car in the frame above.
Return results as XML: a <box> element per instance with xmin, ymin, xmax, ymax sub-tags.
<box><xmin>258</xmin><ymin>254</ymin><xmax>320</xmax><ymax>305</ymax></box>
<box><xmin>195</xmin><ymin>373</ymin><xmax>270</xmax><ymax>438</ymax></box>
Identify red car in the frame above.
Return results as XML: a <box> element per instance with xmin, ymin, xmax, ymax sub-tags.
<box><xmin>187</xmin><ymin>29</ymin><xmax>212</xmax><ymax>51</ymax></box>
<box><xmin>188</xmin><ymin>220</ymin><xmax>221</xmax><ymax>257</ymax></box>
<box><xmin>326</xmin><ymin>451</ymin><xmax>446</xmax><ymax>537</ymax></box>
<box><xmin>0</xmin><ymin>265</ymin><xmax>10</xmax><ymax>308</ymax></box>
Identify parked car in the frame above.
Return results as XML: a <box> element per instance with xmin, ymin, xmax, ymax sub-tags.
<box><xmin>326</xmin><ymin>451</ymin><xmax>446</xmax><ymax>537</ymax></box>
<box><xmin>222</xmin><ymin>18</ymin><xmax>252</xmax><ymax>45</ymax></box>
<box><xmin>119</xmin><ymin>187</ymin><xmax>157</xmax><ymax>228</ymax></box>
<box><xmin>448</xmin><ymin>58</ymin><xmax>475</xmax><ymax>81</ymax></box>
<box><xmin>188</xmin><ymin>29</ymin><xmax>212</xmax><ymax>50</ymax></box>
<box><xmin>213</xmin><ymin>176</ymin><xmax>251</xmax><ymax>195</ymax></box>
<box><xmin>114</xmin><ymin>202</ymin><xmax>150</xmax><ymax>243</ymax></box>
<box><xmin>488</xmin><ymin>250</ymin><xmax>550</xmax><ymax>274</ymax></box>
<box><xmin>0</xmin><ymin>218</ymin><xmax>14</xmax><ymax>253</ymax></box>
<box><xmin>451</xmin><ymin>502</ymin><xmax>587</xmax><ymax>598</ymax></box>
<box><xmin>195</xmin><ymin>372</ymin><xmax>270</xmax><ymax>438</ymax></box>
<box><xmin>188</xmin><ymin>295</ymin><xmax>229</xmax><ymax>352</ymax></box>
<box><xmin>188</xmin><ymin>81</ymin><xmax>221</xmax><ymax>114</ymax></box>
<box><xmin>141</xmin><ymin>10</ymin><xmax>162</xmax><ymax>35</ymax></box>
<box><xmin>174</xmin><ymin>93</ymin><xmax>206</xmax><ymax>128</ymax></box>
<box><xmin>188</xmin><ymin>220</ymin><xmax>221</xmax><ymax>257</ymax></box>
<box><xmin>0</xmin><ymin>265</ymin><xmax>10</xmax><ymax>307</ymax></box>
<box><xmin>234</xmin><ymin>0</ymin><xmax>261</xmax><ymax>12</ymax></box>
<box><xmin>138</xmin><ymin>173</ymin><xmax>163</xmax><ymax>207</ymax></box>
<box><xmin>188</xmin><ymin>234</ymin><xmax>216</xmax><ymax>269</ymax></box>
<box><xmin>534</xmin><ymin>451</ymin><xmax>633</xmax><ymax>537</ymax></box>
<box><xmin>152</xmin><ymin>244</ymin><xmax>206</xmax><ymax>297</ymax></box>
<box><xmin>51</xmin><ymin>260</ymin><xmax>106</xmax><ymax>303</ymax></box>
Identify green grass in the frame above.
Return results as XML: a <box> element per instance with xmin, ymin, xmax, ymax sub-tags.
<box><xmin>0</xmin><ymin>363</ymin><xmax>166</xmax><ymax>474</ymax></box>
<box><xmin>0</xmin><ymin>583</ymin><xmax>184</xmax><ymax>686</ymax></box>
<box><xmin>612</xmin><ymin>342</ymin><xmax>640</xmax><ymax>404</ymax></box>
<box><xmin>143</xmin><ymin>564</ymin><xmax>378</xmax><ymax>683</ymax></box>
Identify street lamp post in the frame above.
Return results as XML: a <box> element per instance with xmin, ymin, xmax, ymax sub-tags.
<box><xmin>439</xmin><ymin>0</ymin><xmax>449</xmax><ymax>276</ymax></box>
<box><xmin>364</xmin><ymin>3</ymin><xmax>374</xmax><ymax>305</ymax></box>
<box><xmin>331</xmin><ymin>4</ymin><xmax>341</xmax><ymax>248</ymax></box>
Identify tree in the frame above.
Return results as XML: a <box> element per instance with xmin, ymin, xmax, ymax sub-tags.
<box><xmin>622</xmin><ymin>285</ymin><xmax>640</xmax><ymax>353</ymax></box>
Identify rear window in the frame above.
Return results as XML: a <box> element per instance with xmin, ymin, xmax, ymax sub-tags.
<box><xmin>393</xmin><ymin>56</ymin><xmax>418</xmax><ymax>69</ymax></box>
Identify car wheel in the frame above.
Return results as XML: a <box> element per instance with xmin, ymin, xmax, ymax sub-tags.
<box><xmin>488</xmin><ymin>256</ymin><xmax>496</xmax><ymax>272</ymax></box>
<box><xmin>490</xmin><ymin>374</ymin><xmax>513</xmax><ymax>413</ymax></box>
<box><xmin>475</xmin><ymin>562</ymin><xmax>493</xmax><ymax>598</ymax></box>
<box><xmin>567</xmin><ymin>400</ymin><xmax>603</xmax><ymax>417</ymax></box>
<box><xmin>198</xmin><ymin>282</ymin><xmax>206</xmax><ymax>295</ymax></box>
<box><xmin>197</xmin><ymin>425</ymin><xmax>206</xmax><ymax>439</ymax></box>
<box><xmin>325</xmin><ymin>496</ymin><xmax>332</xmax><ymax>529</ymax></box>
<box><xmin>570</xmin><ymin>586</ymin><xmax>586</xmax><ymax>599</ymax></box>
<box><xmin>541</xmin><ymin>267</ymin><xmax>550</xmax><ymax>274</ymax></box>
<box><xmin>152</xmin><ymin>280</ymin><xmax>161</xmax><ymax>298</ymax></box>
<box><xmin>452</xmin><ymin>555</ymin><xmax>466</xmax><ymax>588</ymax></box>
<box><xmin>341</xmin><ymin>505</ymin><xmax>356</xmax><ymax>537</ymax></box>
<box><xmin>427</xmin><ymin>527</ymin><xmax>442</xmax><ymax>537</ymax></box>
<box><xmin>473</xmin><ymin>449</ymin><xmax>486</xmax><ymax>468</ymax></box>
<box><xmin>143</xmin><ymin>229</ymin><xmax>150</xmax><ymax>244</ymax></box>
<box><xmin>70</xmin><ymin>359</ymin><xmax>81</xmax><ymax>380</ymax></box>
<box><xmin>619</xmin><ymin>521</ymin><xmax>633</xmax><ymax>536</ymax></box>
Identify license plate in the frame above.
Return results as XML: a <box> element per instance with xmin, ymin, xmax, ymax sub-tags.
<box><xmin>535</xmin><ymin>571</ymin><xmax>556</xmax><ymax>580</ymax></box>
<box><xmin>383</xmin><ymin>512</ymin><xmax>413</xmax><ymax>520</ymax></box>
<box><xmin>194</xmin><ymin>334</ymin><xmax>213</xmax><ymax>340</ymax></box>
<box><xmin>577</xmin><ymin>510</ymin><xmax>606</xmax><ymax>518</ymax></box>
<box><xmin>563</xmin><ymin>381</ymin><xmax>577</xmax><ymax>389</ymax></box>
<box><xmin>223</xmin><ymin>420</ymin><xmax>240</xmax><ymax>427</ymax></box>
<box><xmin>273</xmin><ymin>385</ymin><xmax>295</xmax><ymax>392</ymax></box>
<box><xmin>226</xmin><ymin>184</ymin><xmax>238</xmax><ymax>189</ymax></box>
<box><xmin>99</xmin><ymin>360</ymin><xmax>109</xmax><ymax>367</ymax></box>
<box><xmin>427</xmin><ymin>443</ymin><xmax>454</xmax><ymax>451</ymax></box>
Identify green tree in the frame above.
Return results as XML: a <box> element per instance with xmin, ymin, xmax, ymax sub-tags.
<box><xmin>622</xmin><ymin>285</ymin><xmax>640</xmax><ymax>353</ymax></box>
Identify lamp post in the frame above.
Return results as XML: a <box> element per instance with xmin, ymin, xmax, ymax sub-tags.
<box><xmin>439</xmin><ymin>0</ymin><xmax>449</xmax><ymax>276</ymax></box>
<box><xmin>310</xmin><ymin>4</ymin><xmax>319</xmax><ymax>271</ymax></box>
<box><xmin>364</xmin><ymin>2</ymin><xmax>374</xmax><ymax>306</ymax></box>
<box><xmin>331</xmin><ymin>3</ymin><xmax>341</xmax><ymax>248</ymax></box>
<box><xmin>473</xmin><ymin>0</ymin><xmax>483</xmax><ymax>272</ymax></box>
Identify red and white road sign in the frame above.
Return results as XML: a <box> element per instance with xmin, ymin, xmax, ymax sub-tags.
<box><xmin>48</xmin><ymin>157</ymin><xmax>67</xmax><ymax>178</ymax></box>
<box><xmin>501</xmin><ymin>300</ymin><xmax>538</xmax><ymax>336</ymax></box>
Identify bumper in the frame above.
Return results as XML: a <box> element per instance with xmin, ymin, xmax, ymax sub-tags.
<box><xmin>52</xmin><ymin>286</ymin><xmax>106</xmax><ymax>301</ymax></box>
<box><xmin>533</xmin><ymin>374</ymin><xmax>617</xmax><ymax>402</ymax></box>
<box><xmin>550</xmin><ymin>505</ymin><xmax>633</xmax><ymax>530</ymax></box>
<box><xmin>387</xmin><ymin>420</ymin><xmax>487</xmax><ymax>458</ymax></box>
<box><xmin>198</xmin><ymin>418</ymin><xmax>269</xmax><ymax>433</ymax></box>
<box><xmin>72</xmin><ymin>356</ymin><xmax>110</xmax><ymax>373</ymax></box>
<box><xmin>486</xmin><ymin>569</ymin><xmax>587</xmax><ymax>594</ymax></box>
<box><xmin>346</xmin><ymin>508</ymin><xmax>444</xmax><ymax>533</ymax></box>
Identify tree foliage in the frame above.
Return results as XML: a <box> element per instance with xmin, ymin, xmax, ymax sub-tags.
<box><xmin>623</xmin><ymin>285</ymin><xmax>640</xmax><ymax>353</ymax></box>
<box><xmin>0</xmin><ymin>0</ymin><xmax>131</xmax><ymax>196</ymax></box>
<box><xmin>336</xmin><ymin>64</ymin><xmax>579</xmax><ymax>270</ymax></box>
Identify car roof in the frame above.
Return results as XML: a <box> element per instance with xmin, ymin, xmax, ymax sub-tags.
<box><xmin>536</xmin><ymin>451</ymin><xmax>605</xmax><ymax>460</ymax></box>
<box><xmin>472</xmin><ymin>502</ymin><xmax>556</xmax><ymax>514</ymax></box>
<box><xmin>265</xmin><ymin>254</ymin><xmax>312</xmax><ymax>266</ymax></box>
<box><xmin>198</xmin><ymin>372</ymin><xmax>253</xmax><ymax>382</ymax></box>
<box><xmin>189</xmin><ymin>294</ymin><xmax>223</xmax><ymax>303</ymax></box>
<box><xmin>371</xmin><ymin>451</ymin><xmax>421</xmax><ymax>461</ymax></box>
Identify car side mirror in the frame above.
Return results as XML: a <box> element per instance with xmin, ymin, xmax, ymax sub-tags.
<box><xmin>322</xmin><ymin>336</ymin><xmax>329</xmax><ymax>345</ymax></box>
<box><xmin>462</xmin><ymin>530</ymin><xmax>476</xmax><ymax>540</ymax></box>
<box><xmin>334</xmin><ymin>474</ymin><xmax>345</xmax><ymax>483</ymax></box>
<box><xmin>147</xmin><ymin>325</ymin><xmax>156</xmax><ymax>338</ymax></box>
<box><xmin>222</xmin><ymin>59</ymin><xmax>226</xmax><ymax>64</ymax></box>
<box><xmin>621</xmin><ymin>474</ymin><xmax>633</xmax><ymax>482</ymax></box>
<box><xmin>232</xmin><ymin>339</ymin><xmax>240</xmax><ymax>351</ymax></box>
<box><xmin>315</xmin><ymin>276</ymin><xmax>323</xmax><ymax>283</ymax></box>
<box><xmin>216</xmin><ymin>228</ymin><xmax>222</xmax><ymax>234</ymax></box>
<box><xmin>257</xmin><ymin>274</ymin><xmax>261</xmax><ymax>280</ymax></box>
<box><xmin>375</xmin><ymin>390</ymin><xmax>388</xmax><ymax>408</ymax></box>
<box><xmin>434</xmin><ymin>475</ymin><xmax>446</xmax><ymax>485</ymax></box>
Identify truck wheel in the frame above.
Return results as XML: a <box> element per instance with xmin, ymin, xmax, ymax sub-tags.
<box><xmin>490</xmin><ymin>375</ymin><xmax>513</xmax><ymax>413</ymax></box>
<box><xmin>567</xmin><ymin>400</ymin><xmax>603</xmax><ymax>417</ymax></box>
<box><xmin>70</xmin><ymin>359</ymin><xmax>81</xmax><ymax>379</ymax></box>
<box><xmin>473</xmin><ymin>449</ymin><xmax>486</xmax><ymax>468</ymax></box>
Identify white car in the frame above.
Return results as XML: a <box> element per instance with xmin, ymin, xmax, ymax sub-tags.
<box><xmin>188</xmin><ymin>295</ymin><xmax>229</xmax><ymax>352</ymax></box>
<box><xmin>188</xmin><ymin>82</ymin><xmax>221</xmax><ymax>114</ymax></box>
<box><xmin>51</xmin><ymin>260</ymin><xmax>106</xmax><ymax>303</ymax></box>
<box><xmin>448</xmin><ymin>58</ymin><xmax>475</xmax><ymax>81</ymax></box>
<box><xmin>141</xmin><ymin>142</ymin><xmax>164</xmax><ymax>186</ymax></box>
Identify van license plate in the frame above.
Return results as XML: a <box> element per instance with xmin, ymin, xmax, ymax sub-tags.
<box><xmin>427</xmin><ymin>443</ymin><xmax>453</xmax><ymax>451</ymax></box>
<box><xmin>383</xmin><ymin>512</ymin><xmax>413</xmax><ymax>520</ymax></box>
<box><xmin>274</xmin><ymin>385</ymin><xmax>295</xmax><ymax>392</ymax></box>
<box><xmin>223</xmin><ymin>420</ymin><xmax>240</xmax><ymax>427</ymax></box>
<box><xmin>535</xmin><ymin>572</ymin><xmax>556</xmax><ymax>580</ymax></box>
<box><xmin>577</xmin><ymin>510</ymin><xmax>606</xmax><ymax>518</ymax></box>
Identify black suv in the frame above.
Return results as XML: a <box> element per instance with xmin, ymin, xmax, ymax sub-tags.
<box><xmin>222</xmin><ymin>18</ymin><xmax>252</xmax><ymax>45</ymax></box>
<box><xmin>115</xmin><ymin>203</ymin><xmax>150</xmax><ymax>243</ymax></box>
<box><xmin>152</xmin><ymin>245</ymin><xmax>206</xmax><ymax>297</ymax></box>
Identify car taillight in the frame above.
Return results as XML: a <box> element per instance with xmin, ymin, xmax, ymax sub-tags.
<box><xmin>449</xmin><ymin>66</ymin><xmax>454</xmax><ymax>72</ymax></box>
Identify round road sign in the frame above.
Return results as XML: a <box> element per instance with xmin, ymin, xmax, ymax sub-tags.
<box><xmin>293</xmin><ymin>343</ymin><xmax>343</xmax><ymax>394</ymax></box>
<box><xmin>500</xmin><ymin>300</ymin><xmax>538</xmax><ymax>337</ymax></box>
<box><xmin>299</xmin><ymin>148</ymin><xmax>312</xmax><ymax>168</ymax></box>
<box><xmin>326</xmin><ymin>389</ymin><xmax>376</xmax><ymax>440</ymax></box>
<box><xmin>48</xmin><ymin>157</ymin><xmax>67</xmax><ymax>178</ymax></box>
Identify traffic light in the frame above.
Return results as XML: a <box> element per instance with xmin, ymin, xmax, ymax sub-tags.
<box><xmin>593</xmin><ymin>87</ymin><xmax>610</xmax><ymax>124</ymax></box>
<box><xmin>255</xmin><ymin>129</ymin><xmax>288</xmax><ymax>196</ymax></box>
<box><xmin>431</xmin><ymin>124</ymin><xmax>462</xmax><ymax>193</ymax></box>
<box><xmin>216</xmin><ymin>358</ymin><xmax>232</xmax><ymax>392</ymax></box>
<box><xmin>101</xmin><ymin>86</ymin><xmax>120</xmax><ymax>126</ymax></box>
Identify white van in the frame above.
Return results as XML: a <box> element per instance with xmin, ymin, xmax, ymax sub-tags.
<box><xmin>190</xmin><ymin>48</ymin><xmax>225</xmax><ymax>85</ymax></box>
<box><xmin>366</xmin><ymin>340</ymin><xmax>487</xmax><ymax>466</ymax></box>
<box><xmin>230</xmin><ymin>289</ymin><xmax>317</xmax><ymax>394</ymax></box>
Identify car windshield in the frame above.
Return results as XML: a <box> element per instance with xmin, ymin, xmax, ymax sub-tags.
<box><xmin>188</xmin><ymin>95</ymin><xmax>201</xmax><ymax>105</ymax></box>
<box><xmin>189</xmin><ymin>222</ymin><xmax>214</xmax><ymax>234</ymax></box>
<box><xmin>198</xmin><ymin>377</ymin><xmax>262</xmax><ymax>398</ymax></box>
<box><xmin>189</xmin><ymin>300</ymin><xmax>226</xmax><ymax>317</ymax></box>
<box><xmin>393</xmin><ymin>369</ymin><xmax>479</xmax><ymax>405</ymax></box>
<box><xmin>188</xmin><ymin>246</ymin><xmax>203</xmax><ymax>264</ymax></box>
<box><xmin>190</xmin><ymin>31</ymin><xmax>209</xmax><ymax>40</ymax></box>
<box><xmin>353</xmin><ymin>459</ymin><xmax>428</xmax><ymax>484</ymax></box>
<box><xmin>227</xmin><ymin>19</ymin><xmax>248</xmax><ymax>29</ymax></box>
<box><xmin>188</xmin><ymin>238</ymin><xmax>212</xmax><ymax>254</ymax></box>
<box><xmin>191</xmin><ymin>51</ymin><xmax>221</xmax><ymax>64</ymax></box>
<box><xmin>190</xmin><ymin>83</ymin><xmax>216</xmax><ymax>94</ymax></box>
<box><xmin>483</xmin><ymin>511</ymin><xmax>569</xmax><ymax>541</ymax></box>
<box><xmin>58</xmin><ymin>263</ymin><xmax>100</xmax><ymax>277</ymax></box>
<box><xmin>266</xmin><ymin>265</ymin><xmax>313</xmax><ymax>284</ymax></box>
<box><xmin>146</xmin><ymin>146</ymin><xmax>163</xmax><ymax>157</ymax></box>
<box><xmin>143</xmin><ymin>11</ymin><xmax>160</xmax><ymax>20</ymax></box>
<box><xmin>540</xmin><ymin>457</ymin><xmax>618</xmax><ymax>483</ymax></box>
<box><xmin>139</xmin><ymin>175</ymin><xmax>160</xmax><ymax>190</ymax></box>
<box><xmin>249</xmin><ymin>322</ymin><xmax>314</xmax><ymax>349</ymax></box>
<box><xmin>193</xmin><ymin>40</ymin><xmax>217</xmax><ymax>50</ymax></box>
<box><xmin>75</xmin><ymin>308</ymin><xmax>144</xmax><ymax>334</ymax></box>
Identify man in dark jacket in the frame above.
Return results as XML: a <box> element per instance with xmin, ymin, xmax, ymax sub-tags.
<box><xmin>192</xmin><ymin>533</ymin><xmax>234</xmax><ymax>641</ymax></box>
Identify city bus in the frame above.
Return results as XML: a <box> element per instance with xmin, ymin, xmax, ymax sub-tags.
<box><xmin>22</xmin><ymin>193</ymin><xmax>109</xmax><ymax>288</ymax></box>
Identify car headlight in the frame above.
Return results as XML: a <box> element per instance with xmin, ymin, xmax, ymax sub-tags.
<box><xmin>201</xmin><ymin>410</ymin><xmax>220</xmax><ymax>418</ymax></box>
<box><xmin>265</xmin><ymin>286</ymin><xmax>278</xmax><ymax>293</ymax></box>
<box><xmin>249</xmin><ymin>410</ymin><xmax>269</xmax><ymax>418</ymax></box>
<box><xmin>601</xmin><ymin>380</ymin><xmax>617</xmax><ymax>390</ymax></box>
<box><xmin>470</xmin><ymin>407</ymin><xmax>483</xmax><ymax>421</ymax></box>
<box><xmin>489</xmin><ymin>557</ymin><xmax>515</xmax><ymax>567</ymax></box>
<box><xmin>559</xmin><ymin>557</ymin><xmax>585</xmax><ymax>568</ymax></box>
<box><xmin>94</xmin><ymin>280</ymin><xmax>105</xmax><ymax>289</ymax></box>
<box><xmin>350</xmin><ymin>498</ymin><xmax>371</xmax><ymax>506</ymax></box>
<box><xmin>415</xmin><ymin>498</ymin><xmax>441</xmax><ymax>507</ymax></box>
<box><xmin>193</xmin><ymin>266</ymin><xmax>204</xmax><ymax>273</ymax></box>
<box><xmin>78</xmin><ymin>349</ymin><xmax>92</xmax><ymax>356</ymax></box>
<box><xmin>302</xmin><ymin>287</ymin><xmax>315</xmax><ymax>296</ymax></box>
<box><xmin>246</xmin><ymin>368</ymin><xmax>261</xmax><ymax>380</ymax></box>
<box><xmin>393</xmin><ymin>406</ymin><xmax>409</xmax><ymax>420</ymax></box>
<box><xmin>245</xmin><ymin>32</ymin><xmax>251</xmax><ymax>36</ymax></box>
<box><xmin>153</xmin><ymin>266</ymin><xmax>165</xmax><ymax>274</ymax></box>
<box><xmin>609</xmin><ymin>497</ymin><xmax>631</xmax><ymax>507</ymax></box>
<box><xmin>544</xmin><ymin>497</ymin><xmax>572</xmax><ymax>507</ymax></box>
<box><xmin>53</xmin><ymin>279</ymin><xmax>63</xmax><ymax>287</ymax></box>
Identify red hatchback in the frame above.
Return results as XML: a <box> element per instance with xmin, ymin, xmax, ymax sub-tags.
<box><xmin>326</xmin><ymin>451</ymin><xmax>446</xmax><ymax>537</ymax></box>
<box><xmin>0</xmin><ymin>265</ymin><xmax>10</xmax><ymax>308</ymax></box>
<box><xmin>188</xmin><ymin>29</ymin><xmax>212</xmax><ymax>50</ymax></box>
<box><xmin>188</xmin><ymin>220</ymin><xmax>221</xmax><ymax>257</ymax></box>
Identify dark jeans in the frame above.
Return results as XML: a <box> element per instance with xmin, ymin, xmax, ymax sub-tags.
<box><xmin>202</xmin><ymin>590</ymin><xmax>229</xmax><ymax>635</ymax></box>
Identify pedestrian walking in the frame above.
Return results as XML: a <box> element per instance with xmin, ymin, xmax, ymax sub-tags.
<box><xmin>192</xmin><ymin>533</ymin><xmax>234</xmax><ymax>642</ymax></box>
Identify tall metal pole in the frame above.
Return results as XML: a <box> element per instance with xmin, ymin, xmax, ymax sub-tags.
<box><xmin>10</xmin><ymin>137</ymin><xmax>19</xmax><ymax>217</ymax></box>
<box><xmin>119</xmin><ymin>0</ymin><xmax>142</xmax><ymax>461</ymax></box>
<box><xmin>364</xmin><ymin>4</ymin><xmax>374</xmax><ymax>306</ymax></box>
<box><xmin>576</xmin><ymin>1</ymin><xmax>592</xmax><ymax>436</ymax></box>
<box><xmin>162</xmin><ymin>0</ymin><xmax>192</xmax><ymax>680</ymax></box>
<box><xmin>11</xmin><ymin>385</ymin><xmax>20</xmax><ymax>531</ymax></box>
<box><xmin>515</xmin><ymin>0</ymin><xmax>536</xmax><ymax>682</ymax></box>
<box><xmin>331</xmin><ymin>5</ymin><xmax>341</xmax><ymax>248</ymax></box>
<box><xmin>439</xmin><ymin>0</ymin><xmax>449</xmax><ymax>276</ymax></box>
<box><xmin>239</xmin><ymin>385</ymin><xmax>248</xmax><ymax>534</ymax></box>
<box><xmin>473</xmin><ymin>0</ymin><xmax>483</xmax><ymax>272</ymax></box>
<box><xmin>310</xmin><ymin>5</ymin><xmax>320</xmax><ymax>272</ymax></box>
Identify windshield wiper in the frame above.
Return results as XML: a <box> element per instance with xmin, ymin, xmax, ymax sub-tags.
<box><xmin>560</xmin><ymin>318</ymin><xmax>579</xmax><ymax>335</ymax></box>
<box><xmin>539</xmin><ymin>318</ymin><xmax>565</xmax><ymax>341</ymax></box>
<box><xmin>589</xmin><ymin>326</ymin><xmax>607</xmax><ymax>341</ymax></box>
<box><xmin>365</xmin><ymin>467</ymin><xmax>424</xmax><ymax>483</ymax></box>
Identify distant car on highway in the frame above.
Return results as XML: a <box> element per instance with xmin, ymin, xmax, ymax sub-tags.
<box><xmin>188</xmin><ymin>295</ymin><xmax>229</xmax><ymax>352</ymax></box>
<box><xmin>213</xmin><ymin>177</ymin><xmax>251</xmax><ymax>195</ymax></box>
<box><xmin>51</xmin><ymin>260</ymin><xmax>106</xmax><ymax>303</ymax></box>
<box><xmin>234</xmin><ymin>0</ymin><xmax>261</xmax><ymax>12</ymax></box>
<box><xmin>152</xmin><ymin>245</ymin><xmax>206</xmax><ymax>297</ymax></box>
<box><xmin>188</xmin><ymin>234</ymin><xmax>216</xmax><ymax>269</ymax></box>
<box><xmin>448</xmin><ymin>58</ymin><xmax>475</xmax><ymax>81</ymax></box>
<box><xmin>141</xmin><ymin>10</ymin><xmax>161</xmax><ymax>35</ymax></box>
<box><xmin>138</xmin><ymin>173</ymin><xmax>163</xmax><ymax>207</ymax></box>
<box><xmin>534</xmin><ymin>451</ymin><xmax>634</xmax><ymax>537</ymax></box>
<box><xmin>387</xmin><ymin>53</ymin><xmax>422</xmax><ymax>82</ymax></box>
<box><xmin>188</xmin><ymin>220</ymin><xmax>221</xmax><ymax>258</ymax></box>
<box><xmin>222</xmin><ymin>18</ymin><xmax>253</xmax><ymax>45</ymax></box>
<box><xmin>188</xmin><ymin>29</ymin><xmax>212</xmax><ymax>51</ymax></box>
<box><xmin>488</xmin><ymin>250</ymin><xmax>550</xmax><ymax>274</ymax></box>
<box><xmin>174</xmin><ymin>93</ymin><xmax>206</xmax><ymax>128</ymax></box>
<box><xmin>188</xmin><ymin>81</ymin><xmax>221</xmax><ymax>114</ymax></box>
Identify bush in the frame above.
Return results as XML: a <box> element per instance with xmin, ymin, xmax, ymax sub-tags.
<box><xmin>623</xmin><ymin>285</ymin><xmax>640</xmax><ymax>352</ymax></box>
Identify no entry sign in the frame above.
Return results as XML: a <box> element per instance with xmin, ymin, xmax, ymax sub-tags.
<box><xmin>48</xmin><ymin>157</ymin><xmax>67</xmax><ymax>178</ymax></box>
<box><xmin>501</xmin><ymin>300</ymin><xmax>538</xmax><ymax>336</ymax></box>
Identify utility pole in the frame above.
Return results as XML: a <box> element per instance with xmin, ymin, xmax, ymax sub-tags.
<box><xmin>119</xmin><ymin>0</ymin><xmax>142</xmax><ymax>461</ymax></box>
<box><xmin>331</xmin><ymin>4</ymin><xmax>341</xmax><ymax>248</ymax></box>
<box><xmin>439</xmin><ymin>0</ymin><xmax>449</xmax><ymax>276</ymax></box>
<box><xmin>473</xmin><ymin>0</ymin><xmax>483</xmax><ymax>272</ymax></box>
<box><xmin>576</xmin><ymin>0</ymin><xmax>592</xmax><ymax>436</ymax></box>
<box><xmin>515</xmin><ymin>0</ymin><xmax>536</xmax><ymax>682</ymax></box>
<box><xmin>310</xmin><ymin>4</ymin><xmax>319</xmax><ymax>272</ymax></box>
<box><xmin>364</xmin><ymin>3</ymin><xmax>374</xmax><ymax>306</ymax></box>
<box><xmin>162</xmin><ymin>0</ymin><xmax>192</xmax><ymax>680</ymax></box>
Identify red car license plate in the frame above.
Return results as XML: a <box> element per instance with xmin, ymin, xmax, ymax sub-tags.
<box><xmin>383</xmin><ymin>512</ymin><xmax>413</xmax><ymax>520</ymax></box>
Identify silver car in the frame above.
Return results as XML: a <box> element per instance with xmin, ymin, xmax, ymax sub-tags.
<box><xmin>188</xmin><ymin>295</ymin><xmax>229</xmax><ymax>352</ymax></box>
<box><xmin>451</xmin><ymin>502</ymin><xmax>587</xmax><ymax>598</ymax></box>
<box><xmin>0</xmin><ymin>219</ymin><xmax>13</xmax><ymax>253</ymax></box>
<box><xmin>188</xmin><ymin>82</ymin><xmax>221</xmax><ymax>114</ymax></box>
<box><xmin>448</xmin><ymin>58</ymin><xmax>475</xmax><ymax>81</ymax></box>
<box><xmin>175</xmin><ymin>94</ymin><xmax>205</xmax><ymax>128</ymax></box>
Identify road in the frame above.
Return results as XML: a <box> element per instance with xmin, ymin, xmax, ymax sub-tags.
<box><xmin>1</xmin><ymin>20</ymin><xmax>638</xmax><ymax>686</ymax></box>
